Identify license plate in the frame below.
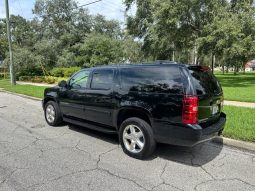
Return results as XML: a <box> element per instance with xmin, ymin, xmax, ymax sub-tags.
<box><xmin>212</xmin><ymin>105</ymin><xmax>219</xmax><ymax>115</ymax></box>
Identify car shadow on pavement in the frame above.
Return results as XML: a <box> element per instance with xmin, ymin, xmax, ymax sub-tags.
<box><xmin>67</xmin><ymin>124</ymin><xmax>223</xmax><ymax>166</ymax></box>
<box><xmin>68</xmin><ymin>124</ymin><xmax>119</xmax><ymax>145</ymax></box>
<box><xmin>154</xmin><ymin>139</ymin><xmax>224</xmax><ymax>166</ymax></box>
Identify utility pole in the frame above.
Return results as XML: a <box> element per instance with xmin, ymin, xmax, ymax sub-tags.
<box><xmin>5</xmin><ymin>0</ymin><xmax>16</xmax><ymax>85</ymax></box>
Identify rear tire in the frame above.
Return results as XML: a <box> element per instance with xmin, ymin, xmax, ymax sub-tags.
<box><xmin>119</xmin><ymin>117</ymin><xmax>156</xmax><ymax>159</ymax></box>
<box><xmin>44</xmin><ymin>101</ymin><xmax>63</xmax><ymax>126</ymax></box>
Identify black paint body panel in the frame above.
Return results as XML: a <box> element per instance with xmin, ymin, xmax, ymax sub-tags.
<box><xmin>43</xmin><ymin>63</ymin><xmax>226</xmax><ymax>147</ymax></box>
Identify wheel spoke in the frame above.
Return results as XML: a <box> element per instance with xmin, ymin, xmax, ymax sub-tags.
<box><xmin>124</xmin><ymin>132</ymin><xmax>132</xmax><ymax>140</ymax></box>
<box><xmin>130</xmin><ymin>141</ymin><xmax>136</xmax><ymax>151</ymax></box>
<box><xmin>136</xmin><ymin>140</ymin><xmax>144</xmax><ymax>149</ymax></box>
<box><xmin>136</xmin><ymin>131</ymin><xmax>143</xmax><ymax>139</ymax></box>
<box><xmin>130</xmin><ymin>125</ymin><xmax>136</xmax><ymax>135</ymax></box>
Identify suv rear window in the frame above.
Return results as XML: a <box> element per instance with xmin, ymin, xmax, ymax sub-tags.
<box><xmin>120</xmin><ymin>66</ymin><xmax>183</xmax><ymax>94</ymax></box>
<box><xmin>188</xmin><ymin>67</ymin><xmax>222</xmax><ymax>96</ymax></box>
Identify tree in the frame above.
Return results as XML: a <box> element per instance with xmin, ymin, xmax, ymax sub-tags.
<box><xmin>75</xmin><ymin>33</ymin><xmax>123</xmax><ymax>67</ymax></box>
<box><xmin>198</xmin><ymin>1</ymin><xmax>255</xmax><ymax>74</ymax></box>
<box><xmin>125</xmin><ymin>0</ymin><xmax>228</xmax><ymax>61</ymax></box>
<box><xmin>92</xmin><ymin>15</ymin><xmax>122</xmax><ymax>39</ymax></box>
<box><xmin>33</xmin><ymin>0</ymin><xmax>78</xmax><ymax>39</ymax></box>
<box><xmin>121</xmin><ymin>36</ymin><xmax>145</xmax><ymax>63</ymax></box>
<box><xmin>0</xmin><ymin>38</ymin><xmax>8</xmax><ymax>61</ymax></box>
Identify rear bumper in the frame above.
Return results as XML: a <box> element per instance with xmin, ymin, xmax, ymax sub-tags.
<box><xmin>153</xmin><ymin>112</ymin><xmax>226</xmax><ymax>147</ymax></box>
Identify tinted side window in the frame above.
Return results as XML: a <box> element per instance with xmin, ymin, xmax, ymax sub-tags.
<box><xmin>69</xmin><ymin>70</ymin><xmax>90</xmax><ymax>89</ymax></box>
<box><xmin>120</xmin><ymin>66</ymin><xmax>183</xmax><ymax>94</ymax></box>
<box><xmin>189</xmin><ymin>69</ymin><xmax>222</xmax><ymax>95</ymax></box>
<box><xmin>91</xmin><ymin>69</ymin><xmax>114</xmax><ymax>90</ymax></box>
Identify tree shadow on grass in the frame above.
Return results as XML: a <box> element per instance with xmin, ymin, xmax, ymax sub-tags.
<box><xmin>216</xmin><ymin>75</ymin><xmax>255</xmax><ymax>88</ymax></box>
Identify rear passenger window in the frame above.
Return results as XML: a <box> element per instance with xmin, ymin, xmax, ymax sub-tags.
<box><xmin>91</xmin><ymin>69</ymin><xmax>114</xmax><ymax>90</ymax></box>
<box><xmin>120</xmin><ymin>66</ymin><xmax>183</xmax><ymax>94</ymax></box>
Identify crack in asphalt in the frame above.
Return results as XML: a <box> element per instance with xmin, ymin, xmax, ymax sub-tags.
<box><xmin>95</xmin><ymin>146</ymin><xmax>151</xmax><ymax>191</ymax></box>
<box><xmin>1</xmin><ymin>94</ymin><xmax>255</xmax><ymax>191</ymax></box>
<box><xmin>0</xmin><ymin>169</ymin><xmax>17</xmax><ymax>186</ymax></box>
<box><xmin>26</xmin><ymin>140</ymin><xmax>165</xmax><ymax>191</ymax></box>
<box><xmin>194</xmin><ymin>178</ymin><xmax>255</xmax><ymax>191</ymax></box>
<box><xmin>0</xmin><ymin>167</ymin><xmax>28</xmax><ymax>189</ymax></box>
<box><xmin>200</xmin><ymin>166</ymin><xmax>216</xmax><ymax>180</ymax></box>
<box><xmin>151</xmin><ymin>162</ymin><xmax>184</xmax><ymax>191</ymax></box>
<box><xmin>74</xmin><ymin>139</ymin><xmax>92</xmax><ymax>157</ymax></box>
<box><xmin>1</xmin><ymin>138</ymin><xmax>39</xmax><ymax>158</ymax></box>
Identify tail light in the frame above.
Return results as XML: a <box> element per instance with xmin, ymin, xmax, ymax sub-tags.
<box><xmin>182</xmin><ymin>96</ymin><xmax>198</xmax><ymax>124</ymax></box>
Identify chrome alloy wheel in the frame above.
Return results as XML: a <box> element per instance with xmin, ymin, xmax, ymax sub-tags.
<box><xmin>46</xmin><ymin>104</ymin><xmax>56</xmax><ymax>123</ymax></box>
<box><xmin>123</xmin><ymin>125</ymin><xmax>145</xmax><ymax>153</ymax></box>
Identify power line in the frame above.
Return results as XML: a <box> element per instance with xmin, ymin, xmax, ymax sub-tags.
<box><xmin>78</xmin><ymin>0</ymin><xmax>103</xmax><ymax>8</ymax></box>
<box><xmin>25</xmin><ymin>0</ymin><xmax>103</xmax><ymax>20</ymax></box>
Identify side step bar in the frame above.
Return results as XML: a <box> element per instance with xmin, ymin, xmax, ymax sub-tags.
<box><xmin>63</xmin><ymin>117</ymin><xmax>117</xmax><ymax>134</ymax></box>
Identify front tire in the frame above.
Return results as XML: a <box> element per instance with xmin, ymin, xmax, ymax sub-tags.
<box><xmin>44</xmin><ymin>101</ymin><xmax>63</xmax><ymax>126</ymax></box>
<box><xmin>119</xmin><ymin>117</ymin><xmax>156</xmax><ymax>159</ymax></box>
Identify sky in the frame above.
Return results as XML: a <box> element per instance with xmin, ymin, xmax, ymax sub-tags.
<box><xmin>0</xmin><ymin>0</ymin><xmax>129</xmax><ymax>23</ymax></box>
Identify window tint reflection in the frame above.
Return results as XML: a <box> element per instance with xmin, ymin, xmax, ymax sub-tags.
<box><xmin>189</xmin><ymin>69</ymin><xmax>222</xmax><ymax>95</ymax></box>
<box><xmin>91</xmin><ymin>69</ymin><xmax>114</xmax><ymax>90</ymax></box>
<box><xmin>120</xmin><ymin>66</ymin><xmax>183</xmax><ymax>94</ymax></box>
<box><xmin>70</xmin><ymin>70</ymin><xmax>90</xmax><ymax>89</ymax></box>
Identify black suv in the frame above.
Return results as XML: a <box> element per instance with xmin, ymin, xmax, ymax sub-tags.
<box><xmin>43</xmin><ymin>61</ymin><xmax>226</xmax><ymax>159</ymax></box>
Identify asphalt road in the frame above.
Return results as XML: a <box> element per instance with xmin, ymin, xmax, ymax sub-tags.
<box><xmin>0</xmin><ymin>92</ymin><xmax>255</xmax><ymax>191</ymax></box>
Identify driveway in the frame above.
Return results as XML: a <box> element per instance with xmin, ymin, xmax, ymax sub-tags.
<box><xmin>0</xmin><ymin>92</ymin><xmax>254</xmax><ymax>191</ymax></box>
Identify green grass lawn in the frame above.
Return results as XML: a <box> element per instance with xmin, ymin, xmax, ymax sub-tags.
<box><xmin>0</xmin><ymin>79</ymin><xmax>46</xmax><ymax>98</ymax></box>
<box><xmin>215</xmin><ymin>72</ymin><xmax>255</xmax><ymax>102</ymax></box>
<box><xmin>223</xmin><ymin>106</ymin><xmax>255</xmax><ymax>142</ymax></box>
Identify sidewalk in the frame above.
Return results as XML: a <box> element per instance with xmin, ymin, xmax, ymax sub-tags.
<box><xmin>224</xmin><ymin>100</ymin><xmax>255</xmax><ymax>108</ymax></box>
<box><xmin>17</xmin><ymin>81</ymin><xmax>56</xmax><ymax>87</ymax></box>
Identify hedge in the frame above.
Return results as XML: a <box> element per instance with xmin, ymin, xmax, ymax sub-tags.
<box><xmin>50</xmin><ymin>67</ymin><xmax>81</xmax><ymax>78</ymax></box>
<box><xmin>18</xmin><ymin>76</ymin><xmax>57</xmax><ymax>84</ymax></box>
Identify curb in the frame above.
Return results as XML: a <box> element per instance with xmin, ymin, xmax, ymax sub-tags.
<box><xmin>0</xmin><ymin>89</ymin><xmax>42</xmax><ymax>101</ymax></box>
<box><xmin>1</xmin><ymin>90</ymin><xmax>255</xmax><ymax>153</ymax></box>
<box><xmin>213</xmin><ymin>137</ymin><xmax>255</xmax><ymax>153</ymax></box>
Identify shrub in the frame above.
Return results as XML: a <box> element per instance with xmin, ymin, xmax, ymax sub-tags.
<box><xmin>31</xmin><ymin>76</ymin><xmax>44</xmax><ymax>83</ymax></box>
<box><xmin>44</xmin><ymin>76</ymin><xmax>57</xmax><ymax>84</ymax></box>
<box><xmin>50</xmin><ymin>68</ymin><xmax>65</xmax><ymax>77</ymax></box>
<box><xmin>0</xmin><ymin>74</ymin><xmax>5</xmax><ymax>79</ymax></box>
<box><xmin>18</xmin><ymin>75</ymin><xmax>58</xmax><ymax>84</ymax></box>
<box><xmin>19</xmin><ymin>76</ymin><xmax>32</xmax><ymax>81</ymax></box>
<box><xmin>63</xmin><ymin>67</ymin><xmax>81</xmax><ymax>77</ymax></box>
<box><xmin>50</xmin><ymin>67</ymin><xmax>81</xmax><ymax>78</ymax></box>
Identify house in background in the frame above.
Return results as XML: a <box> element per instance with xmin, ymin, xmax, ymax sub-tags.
<box><xmin>245</xmin><ymin>60</ymin><xmax>255</xmax><ymax>72</ymax></box>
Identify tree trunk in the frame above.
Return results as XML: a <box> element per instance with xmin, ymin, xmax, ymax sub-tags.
<box><xmin>234</xmin><ymin>65</ymin><xmax>238</xmax><ymax>75</ymax></box>
<box><xmin>211</xmin><ymin>54</ymin><xmax>215</xmax><ymax>74</ymax></box>
<box><xmin>222</xmin><ymin>64</ymin><xmax>225</xmax><ymax>75</ymax></box>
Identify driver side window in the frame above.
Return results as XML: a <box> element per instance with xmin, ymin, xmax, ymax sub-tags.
<box><xmin>69</xmin><ymin>70</ymin><xmax>90</xmax><ymax>90</ymax></box>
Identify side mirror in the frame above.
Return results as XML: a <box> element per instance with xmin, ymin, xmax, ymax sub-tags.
<box><xmin>58</xmin><ymin>80</ymin><xmax>67</xmax><ymax>88</ymax></box>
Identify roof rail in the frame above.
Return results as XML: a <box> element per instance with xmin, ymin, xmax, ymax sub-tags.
<box><xmin>155</xmin><ymin>60</ymin><xmax>177</xmax><ymax>64</ymax></box>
